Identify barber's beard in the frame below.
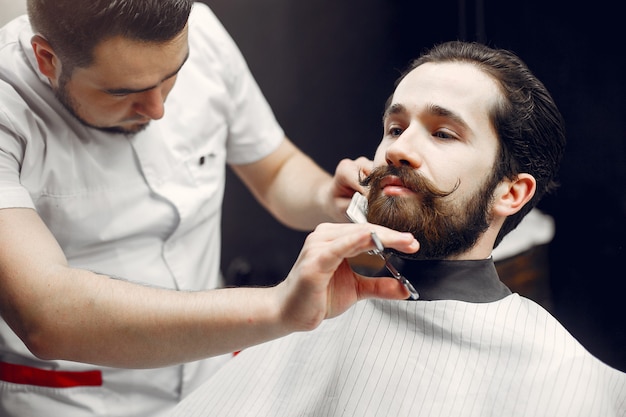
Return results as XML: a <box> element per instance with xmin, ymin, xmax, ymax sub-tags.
<box><xmin>361</xmin><ymin>165</ymin><xmax>497</xmax><ymax>260</ymax></box>
<box><xmin>55</xmin><ymin>75</ymin><xmax>146</xmax><ymax>135</ymax></box>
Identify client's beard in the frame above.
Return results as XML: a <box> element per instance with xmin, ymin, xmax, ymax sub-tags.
<box><xmin>361</xmin><ymin>165</ymin><xmax>496</xmax><ymax>260</ymax></box>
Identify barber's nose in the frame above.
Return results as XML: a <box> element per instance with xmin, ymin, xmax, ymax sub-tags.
<box><xmin>385</xmin><ymin>131</ymin><xmax>423</xmax><ymax>168</ymax></box>
<box><xmin>134</xmin><ymin>88</ymin><xmax>166</xmax><ymax>120</ymax></box>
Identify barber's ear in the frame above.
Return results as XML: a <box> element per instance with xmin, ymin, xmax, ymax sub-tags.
<box><xmin>31</xmin><ymin>35</ymin><xmax>61</xmax><ymax>85</ymax></box>
<box><xmin>492</xmin><ymin>173</ymin><xmax>536</xmax><ymax>216</ymax></box>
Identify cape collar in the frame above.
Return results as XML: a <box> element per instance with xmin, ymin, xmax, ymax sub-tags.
<box><xmin>388</xmin><ymin>257</ymin><xmax>511</xmax><ymax>302</ymax></box>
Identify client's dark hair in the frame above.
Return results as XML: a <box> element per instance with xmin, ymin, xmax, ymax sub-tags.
<box><xmin>392</xmin><ymin>41</ymin><xmax>566</xmax><ymax>247</ymax></box>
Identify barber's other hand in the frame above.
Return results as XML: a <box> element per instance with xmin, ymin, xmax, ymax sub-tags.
<box><xmin>276</xmin><ymin>223</ymin><xmax>419</xmax><ymax>332</ymax></box>
<box><xmin>323</xmin><ymin>156</ymin><xmax>374</xmax><ymax>222</ymax></box>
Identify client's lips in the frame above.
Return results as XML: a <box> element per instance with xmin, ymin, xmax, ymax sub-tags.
<box><xmin>380</xmin><ymin>175</ymin><xmax>415</xmax><ymax>196</ymax></box>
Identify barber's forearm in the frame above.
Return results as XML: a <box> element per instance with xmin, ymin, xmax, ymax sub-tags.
<box><xmin>262</xmin><ymin>154</ymin><xmax>339</xmax><ymax>230</ymax></box>
<box><xmin>260</xmin><ymin>148</ymin><xmax>369</xmax><ymax>229</ymax></box>
<box><xmin>232</xmin><ymin>138</ymin><xmax>344</xmax><ymax>231</ymax></box>
<box><xmin>14</xmin><ymin>267</ymin><xmax>289</xmax><ymax>369</ymax></box>
<box><xmin>5</xmin><ymin>221</ymin><xmax>419</xmax><ymax>369</ymax></box>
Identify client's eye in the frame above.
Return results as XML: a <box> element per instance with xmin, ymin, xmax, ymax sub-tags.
<box><xmin>433</xmin><ymin>130</ymin><xmax>457</xmax><ymax>140</ymax></box>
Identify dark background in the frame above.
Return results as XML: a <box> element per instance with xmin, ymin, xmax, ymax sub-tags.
<box><xmin>203</xmin><ymin>0</ymin><xmax>625</xmax><ymax>372</ymax></box>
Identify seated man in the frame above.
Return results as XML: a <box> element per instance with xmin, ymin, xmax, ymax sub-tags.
<box><xmin>171</xmin><ymin>41</ymin><xmax>626</xmax><ymax>417</ymax></box>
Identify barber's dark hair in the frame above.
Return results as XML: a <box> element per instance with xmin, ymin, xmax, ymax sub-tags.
<box><xmin>393</xmin><ymin>41</ymin><xmax>566</xmax><ymax>247</ymax></box>
<box><xmin>27</xmin><ymin>0</ymin><xmax>193</xmax><ymax>74</ymax></box>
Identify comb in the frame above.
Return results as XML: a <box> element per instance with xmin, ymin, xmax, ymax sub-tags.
<box><xmin>346</xmin><ymin>192</ymin><xmax>369</xmax><ymax>224</ymax></box>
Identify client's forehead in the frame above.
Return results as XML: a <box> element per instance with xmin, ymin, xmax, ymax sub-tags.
<box><xmin>387</xmin><ymin>62</ymin><xmax>501</xmax><ymax>136</ymax></box>
<box><xmin>392</xmin><ymin>62</ymin><xmax>500</xmax><ymax>120</ymax></box>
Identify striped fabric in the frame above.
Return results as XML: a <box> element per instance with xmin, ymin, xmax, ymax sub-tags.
<box><xmin>173</xmin><ymin>295</ymin><xmax>626</xmax><ymax>416</ymax></box>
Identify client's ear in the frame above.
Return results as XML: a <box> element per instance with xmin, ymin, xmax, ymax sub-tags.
<box><xmin>31</xmin><ymin>35</ymin><xmax>61</xmax><ymax>84</ymax></box>
<box><xmin>492</xmin><ymin>173</ymin><xmax>536</xmax><ymax>216</ymax></box>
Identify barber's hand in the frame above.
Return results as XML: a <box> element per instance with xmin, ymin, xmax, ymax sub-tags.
<box><xmin>276</xmin><ymin>222</ymin><xmax>419</xmax><ymax>332</ymax></box>
<box><xmin>323</xmin><ymin>156</ymin><xmax>374</xmax><ymax>222</ymax></box>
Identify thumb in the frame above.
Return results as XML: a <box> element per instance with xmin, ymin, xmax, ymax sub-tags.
<box><xmin>355</xmin><ymin>275</ymin><xmax>410</xmax><ymax>301</ymax></box>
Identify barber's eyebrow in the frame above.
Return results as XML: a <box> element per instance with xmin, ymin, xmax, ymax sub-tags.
<box><xmin>104</xmin><ymin>51</ymin><xmax>190</xmax><ymax>95</ymax></box>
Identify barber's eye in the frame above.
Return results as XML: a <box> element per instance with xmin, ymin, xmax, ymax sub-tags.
<box><xmin>389</xmin><ymin>127</ymin><xmax>403</xmax><ymax>137</ymax></box>
<box><xmin>108</xmin><ymin>93</ymin><xmax>130</xmax><ymax>98</ymax></box>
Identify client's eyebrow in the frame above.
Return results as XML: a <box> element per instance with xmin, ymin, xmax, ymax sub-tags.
<box><xmin>104</xmin><ymin>51</ymin><xmax>190</xmax><ymax>95</ymax></box>
<box><xmin>382</xmin><ymin>103</ymin><xmax>407</xmax><ymax>122</ymax></box>
<box><xmin>425</xmin><ymin>103</ymin><xmax>470</xmax><ymax>132</ymax></box>
<box><xmin>383</xmin><ymin>102</ymin><xmax>471</xmax><ymax>133</ymax></box>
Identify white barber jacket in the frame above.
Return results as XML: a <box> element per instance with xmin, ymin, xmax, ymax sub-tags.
<box><xmin>0</xmin><ymin>4</ymin><xmax>283</xmax><ymax>416</ymax></box>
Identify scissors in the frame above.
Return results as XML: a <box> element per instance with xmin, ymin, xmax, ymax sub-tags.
<box><xmin>346</xmin><ymin>192</ymin><xmax>419</xmax><ymax>300</ymax></box>
<box><xmin>369</xmin><ymin>231</ymin><xmax>419</xmax><ymax>300</ymax></box>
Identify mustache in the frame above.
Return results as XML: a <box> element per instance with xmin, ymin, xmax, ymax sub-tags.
<box><xmin>360</xmin><ymin>165</ymin><xmax>458</xmax><ymax>200</ymax></box>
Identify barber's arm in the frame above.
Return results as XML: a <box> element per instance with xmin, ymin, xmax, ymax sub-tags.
<box><xmin>0</xmin><ymin>207</ymin><xmax>417</xmax><ymax>369</ymax></box>
<box><xmin>231</xmin><ymin>137</ymin><xmax>373</xmax><ymax>230</ymax></box>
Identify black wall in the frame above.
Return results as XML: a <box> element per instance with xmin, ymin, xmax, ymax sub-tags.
<box><xmin>204</xmin><ymin>0</ymin><xmax>625</xmax><ymax>371</ymax></box>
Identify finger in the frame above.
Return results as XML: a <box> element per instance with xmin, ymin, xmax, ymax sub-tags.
<box><xmin>355</xmin><ymin>275</ymin><xmax>410</xmax><ymax>301</ymax></box>
<box><xmin>312</xmin><ymin>223</ymin><xmax>419</xmax><ymax>255</ymax></box>
<box><xmin>354</xmin><ymin>156</ymin><xmax>374</xmax><ymax>179</ymax></box>
<box><xmin>334</xmin><ymin>157</ymin><xmax>373</xmax><ymax>196</ymax></box>
<box><xmin>313</xmin><ymin>223</ymin><xmax>419</xmax><ymax>262</ymax></box>
<box><xmin>363</xmin><ymin>224</ymin><xmax>419</xmax><ymax>255</ymax></box>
